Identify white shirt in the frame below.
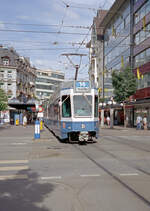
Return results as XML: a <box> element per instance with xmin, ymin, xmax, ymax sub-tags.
<box><xmin>143</xmin><ymin>117</ymin><xmax>147</xmax><ymax>124</ymax></box>
<box><xmin>23</xmin><ymin>116</ymin><xmax>27</xmax><ymax>123</ymax></box>
<box><xmin>137</xmin><ymin>116</ymin><xmax>142</xmax><ymax>124</ymax></box>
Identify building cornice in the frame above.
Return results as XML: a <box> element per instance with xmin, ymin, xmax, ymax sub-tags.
<box><xmin>99</xmin><ymin>0</ymin><xmax>127</xmax><ymax>28</ymax></box>
<box><xmin>0</xmin><ymin>65</ymin><xmax>17</xmax><ymax>69</ymax></box>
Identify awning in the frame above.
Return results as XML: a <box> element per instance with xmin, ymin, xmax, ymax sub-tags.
<box><xmin>8</xmin><ymin>98</ymin><xmax>38</xmax><ymax>110</ymax></box>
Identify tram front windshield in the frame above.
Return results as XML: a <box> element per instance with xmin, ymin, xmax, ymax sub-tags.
<box><xmin>73</xmin><ymin>95</ymin><xmax>92</xmax><ymax>117</ymax></box>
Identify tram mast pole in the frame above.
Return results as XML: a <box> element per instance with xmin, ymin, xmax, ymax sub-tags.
<box><xmin>61</xmin><ymin>53</ymin><xmax>86</xmax><ymax>80</ymax></box>
<box><xmin>75</xmin><ymin>65</ymin><xmax>79</xmax><ymax>80</ymax></box>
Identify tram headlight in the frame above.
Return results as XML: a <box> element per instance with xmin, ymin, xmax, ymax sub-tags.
<box><xmin>81</xmin><ymin>124</ymin><xmax>85</xmax><ymax>129</ymax></box>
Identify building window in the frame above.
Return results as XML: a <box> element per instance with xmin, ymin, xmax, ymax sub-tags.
<box><xmin>0</xmin><ymin>82</ymin><xmax>4</xmax><ymax>88</ymax></box>
<box><xmin>134</xmin><ymin>47</ymin><xmax>150</xmax><ymax>68</ymax></box>
<box><xmin>2</xmin><ymin>57</ymin><xmax>10</xmax><ymax>66</ymax></box>
<box><xmin>36</xmin><ymin>84</ymin><xmax>54</xmax><ymax>90</ymax></box>
<box><xmin>7</xmin><ymin>90</ymin><xmax>12</xmax><ymax>95</ymax></box>
<box><xmin>137</xmin><ymin>72</ymin><xmax>150</xmax><ymax>89</ymax></box>
<box><xmin>146</xmin><ymin>48</ymin><xmax>150</xmax><ymax>62</ymax></box>
<box><xmin>134</xmin><ymin>22</ymin><xmax>150</xmax><ymax>46</ymax></box>
<box><xmin>134</xmin><ymin>1</ymin><xmax>150</xmax><ymax>25</ymax></box>
<box><xmin>7</xmin><ymin>74</ymin><xmax>12</xmax><ymax>79</ymax></box>
<box><xmin>51</xmin><ymin>73</ymin><xmax>64</xmax><ymax>79</ymax></box>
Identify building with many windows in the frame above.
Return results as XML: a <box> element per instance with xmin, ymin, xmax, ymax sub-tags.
<box><xmin>35</xmin><ymin>69</ymin><xmax>65</xmax><ymax>101</ymax></box>
<box><xmin>131</xmin><ymin>0</ymin><xmax>150</xmax><ymax>126</ymax></box>
<box><xmin>0</xmin><ymin>45</ymin><xmax>36</xmax><ymax>101</ymax></box>
<box><xmin>87</xmin><ymin>10</ymin><xmax>107</xmax><ymax>96</ymax></box>
<box><xmin>91</xmin><ymin>0</ymin><xmax>150</xmax><ymax>127</ymax></box>
<box><xmin>133</xmin><ymin>0</ymin><xmax>150</xmax><ymax>98</ymax></box>
<box><xmin>101</xmin><ymin>0</ymin><xmax>131</xmax><ymax>99</ymax></box>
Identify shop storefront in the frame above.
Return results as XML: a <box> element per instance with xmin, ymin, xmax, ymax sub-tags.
<box><xmin>126</xmin><ymin>100</ymin><xmax>150</xmax><ymax>128</ymax></box>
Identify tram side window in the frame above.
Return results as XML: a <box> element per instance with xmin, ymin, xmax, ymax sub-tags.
<box><xmin>94</xmin><ymin>95</ymin><xmax>98</xmax><ymax>117</ymax></box>
<box><xmin>62</xmin><ymin>95</ymin><xmax>71</xmax><ymax>117</ymax></box>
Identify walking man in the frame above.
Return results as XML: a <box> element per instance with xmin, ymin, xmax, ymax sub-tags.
<box><xmin>136</xmin><ymin>115</ymin><xmax>142</xmax><ymax>130</ymax></box>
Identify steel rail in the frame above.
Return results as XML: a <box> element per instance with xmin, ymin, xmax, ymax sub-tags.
<box><xmin>73</xmin><ymin>144</ymin><xmax>150</xmax><ymax>207</ymax></box>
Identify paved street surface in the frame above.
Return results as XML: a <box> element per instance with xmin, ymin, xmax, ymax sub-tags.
<box><xmin>0</xmin><ymin>124</ymin><xmax>150</xmax><ymax>211</ymax></box>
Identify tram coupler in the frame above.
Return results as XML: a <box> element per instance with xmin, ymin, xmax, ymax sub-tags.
<box><xmin>79</xmin><ymin>131</ymin><xmax>89</xmax><ymax>142</ymax></box>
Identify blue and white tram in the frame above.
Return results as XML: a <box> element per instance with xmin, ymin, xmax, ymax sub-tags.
<box><xmin>44</xmin><ymin>80</ymin><xmax>99</xmax><ymax>143</ymax></box>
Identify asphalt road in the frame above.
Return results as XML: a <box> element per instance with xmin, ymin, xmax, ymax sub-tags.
<box><xmin>0</xmin><ymin>124</ymin><xmax>150</xmax><ymax>211</ymax></box>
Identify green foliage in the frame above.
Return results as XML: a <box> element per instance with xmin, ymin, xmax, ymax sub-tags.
<box><xmin>99</xmin><ymin>97</ymin><xmax>105</xmax><ymax>103</ymax></box>
<box><xmin>112</xmin><ymin>67</ymin><xmax>136</xmax><ymax>103</ymax></box>
<box><xmin>0</xmin><ymin>88</ymin><xmax>8</xmax><ymax>111</ymax></box>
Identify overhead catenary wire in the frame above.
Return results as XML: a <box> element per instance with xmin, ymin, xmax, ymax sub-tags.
<box><xmin>0</xmin><ymin>0</ymin><xmax>116</xmax><ymax>76</ymax></box>
<box><xmin>57</xmin><ymin>1</ymin><xmax>69</xmax><ymax>33</ymax></box>
<box><xmin>0</xmin><ymin>22</ymin><xmax>90</xmax><ymax>29</ymax></box>
<box><xmin>59</xmin><ymin>0</ymin><xmax>101</xmax><ymax>11</ymax></box>
<box><xmin>0</xmin><ymin>40</ymin><xmax>87</xmax><ymax>47</ymax></box>
<box><xmin>16</xmin><ymin>48</ymin><xmax>86</xmax><ymax>51</ymax></box>
<box><xmin>0</xmin><ymin>29</ymin><xmax>88</xmax><ymax>35</ymax></box>
<box><xmin>75</xmin><ymin>25</ymin><xmax>92</xmax><ymax>53</ymax></box>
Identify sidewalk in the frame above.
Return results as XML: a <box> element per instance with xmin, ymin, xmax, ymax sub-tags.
<box><xmin>100</xmin><ymin>125</ymin><xmax>150</xmax><ymax>136</ymax></box>
<box><xmin>0</xmin><ymin>123</ymin><xmax>149</xmax><ymax>138</ymax></box>
<box><xmin>0</xmin><ymin>124</ymin><xmax>51</xmax><ymax>140</ymax></box>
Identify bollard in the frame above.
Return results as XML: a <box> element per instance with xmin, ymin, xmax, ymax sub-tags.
<box><xmin>40</xmin><ymin>120</ymin><xmax>43</xmax><ymax>131</ymax></box>
<box><xmin>16</xmin><ymin>119</ymin><xmax>19</xmax><ymax>126</ymax></box>
<box><xmin>34</xmin><ymin>120</ymin><xmax>40</xmax><ymax>139</ymax></box>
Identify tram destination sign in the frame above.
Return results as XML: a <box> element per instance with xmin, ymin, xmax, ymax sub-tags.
<box><xmin>74</xmin><ymin>81</ymin><xmax>91</xmax><ymax>92</ymax></box>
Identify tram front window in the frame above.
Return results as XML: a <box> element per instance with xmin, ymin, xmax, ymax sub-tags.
<box><xmin>73</xmin><ymin>95</ymin><xmax>92</xmax><ymax>117</ymax></box>
<box><xmin>62</xmin><ymin>95</ymin><xmax>71</xmax><ymax>117</ymax></box>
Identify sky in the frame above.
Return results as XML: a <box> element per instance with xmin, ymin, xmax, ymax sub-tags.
<box><xmin>0</xmin><ymin>0</ymin><xmax>115</xmax><ymax>80</ymax></box>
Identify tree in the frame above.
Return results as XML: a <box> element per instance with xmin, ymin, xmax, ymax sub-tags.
<box><xmin>112</xmin><ymin>67</ymin><xmax>137</xmax><ymax>127</ymax></box>
<box><xmin>112</xmin><ymin>67</ymin><xmax>136</xmax><ymax>103</ymax></box>
<box><xmin>0</xmin><ymin>88</ymin><xmax>8</xmax><ymax>111</ymax></box>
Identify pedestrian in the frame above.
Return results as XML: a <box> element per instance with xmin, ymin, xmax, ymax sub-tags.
<box><xmin>125</xmin><ymin>115</ymin><xmax>128</xmax><ymax>127</ymax></box>
<box><xmin>23</xmin><ymin>115</ymin><xmax>27</xmax><ymax>127</ymax></box>
<box><xmin>106</xmin><ymin>116</ymin><xmax>110</xmax><ymax>126</ymax></box>
<box><xmin>143</xmin><ymin>115</ymin><xmax>147</xmax><ymax>130</ymax></box>
<box><xmin>136</xmin><ymin>115</ymin><xmax>142</xmax><ymax>130</ymax></box>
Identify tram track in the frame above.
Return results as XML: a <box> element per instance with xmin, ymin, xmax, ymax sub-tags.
<box><xmin>72</xmin><ymin>144</ymin><xmax>150</xmax><ymax>207</ymax></box>
<box><xmin>91</xmin><ymin>142</ymin><xmax>150</xmax><ymax>176</ymax></box>
<box><xmin>102</xmin><ymin>136</ymin><xmax>150</xmax><ymax>153</ymax></box>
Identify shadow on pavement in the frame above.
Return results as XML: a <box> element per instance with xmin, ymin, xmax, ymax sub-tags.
<box><xmin>0</xmin><ymin>169</ymin><xmax>55</xmax><ymax>211</ymax></box>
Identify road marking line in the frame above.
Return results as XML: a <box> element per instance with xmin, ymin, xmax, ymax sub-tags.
<box><xmin>0</xmin><ymin>166</ymin><xmax>29</xmax><ymax>171</ymax></box>
<box><xmin>80</xmin><ymin>174</ymin><xmax>100</xmax><ymax>177</ymax></box>
<box><xmin>41</xmin><ymin>176</ymin><xmax>62</xmax><ymax>180</ymax></box>
<box><xmin>0</xmin><ymin>160</ymin><xmax>28</xmax><ymax>164</ymax></box>
<box><xmin>0</xmin><ymin>174</ymin><xmax>28</xmax><ymax>180</ymax></box>
<box><xmin>11</xmin><ymin>143</ymin><xmax>27</xmax><ymax>145</ymax></box>
<box><xmin>120</xmin><ymin>173</ymin><xmax>139</xmax><ymax>176</ymax></box>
